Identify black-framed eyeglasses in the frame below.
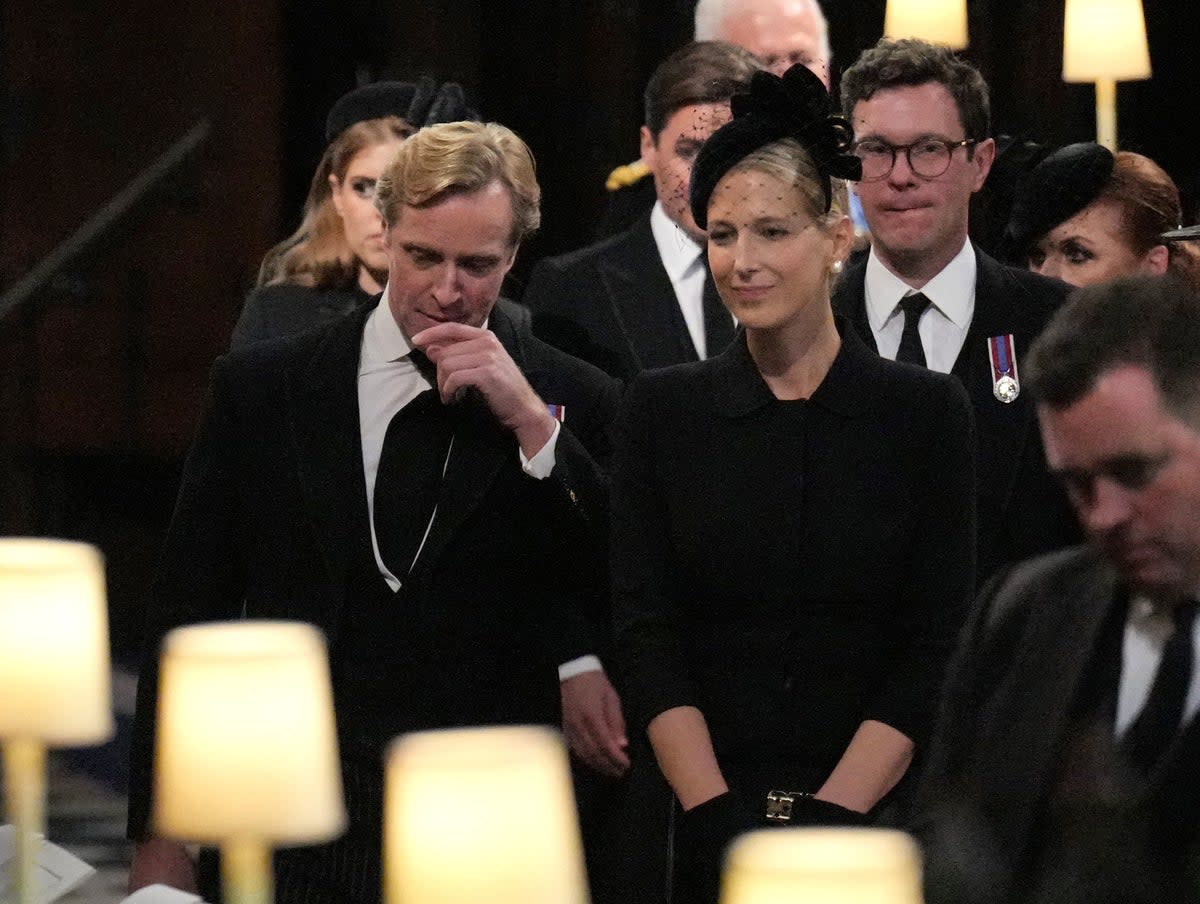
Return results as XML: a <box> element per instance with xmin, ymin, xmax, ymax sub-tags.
<box><xmin>851</xmin><ymin>137</ymin><xmax>978</xmax><ymax>182</ymax></box>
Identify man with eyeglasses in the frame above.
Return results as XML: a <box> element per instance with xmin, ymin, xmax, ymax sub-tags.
<box><xmin>914</xmin><ymin>275</ymin><xmax>1200</xmax><ymax>904</ymax></box>
<box><xmin>833</xmin><ymin>37</ymin><xmax>1079</xmax><ymax>585</ymax></box>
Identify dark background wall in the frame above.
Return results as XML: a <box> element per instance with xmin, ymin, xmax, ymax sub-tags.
<box><xmin>1</xmin><ymin>0</ymin><xmax>1196</xmax><ymax>658</ymax></box>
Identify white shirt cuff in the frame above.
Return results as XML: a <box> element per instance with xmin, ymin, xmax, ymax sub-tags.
<box><xmin>558</xmin><ymin>655</ymin><xmax>604</xmax><ymax>681</ymax></box>
<box><xmin>519</xmin><ymin>419</ymin><xmax>561</xmax><ymax>479</ymax></box>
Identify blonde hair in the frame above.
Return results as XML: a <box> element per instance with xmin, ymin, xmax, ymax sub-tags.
<box><xmin>374</xmin><ymin>121</ymin><xmax>540</xmax><ymax>247</ymax></box>
<box><xmin>726</xmin><ymin>137</ymin><xmax>849</xmax><ymax>229</ymax></box>
<box><xmin>257</xmin><ymin>116</ymin><xmax>409</xmax><ymax>289</ymax></box>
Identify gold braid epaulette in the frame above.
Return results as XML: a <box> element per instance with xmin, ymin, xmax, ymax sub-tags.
<box><xmin>606</xmin><ymin>160</ymin><xmax>650</xmax><ymax>191</ymax></box>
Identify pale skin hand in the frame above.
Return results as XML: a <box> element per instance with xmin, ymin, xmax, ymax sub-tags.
<box><xmin>814</xmin><ymin>719</ymin><xmax>914</xmax><ymax>813</ymax></box>
<box><xmin>648</xmin><ymin>707</ymin><xmax>912</xmax><ymax>814</ymax></box>
<box><xmin>647</xmin><ymin>706</ymin><xmax>729</xmax><ymax>810</ymax></box>
<box><xmin>129</xmin><ymin>838</ymin><xmax>198</xmax><ymax>894</ymax></box>
<box><xmin>412</xmin><ymin>322</ymin><xmax>556</xmax><ymax>459</ymax></box>
<box><xmin>561</xmin><ymin>670</ymin><xmax>631</xmax><ymax>778</ymax></box>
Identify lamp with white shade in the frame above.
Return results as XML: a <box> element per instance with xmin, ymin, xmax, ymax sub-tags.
<box><xmin>1063</xmin><ymin>0</ymin><xmax>1152</xmax><ymax>150</ymax></box>
<box><xmin>720</xmin><ymin>827</ymin><xmax>923</xmax><ymax>904</ymax></box>
<box><xmin>384</xmin><ymin>725</ymin><xmax>588</xmax><ymax>904</ymax></box>
<box><xmin>0</xmin><ymin>538</ymin><xmax>113</xmax><ymax>904</ymax></box>
<box><xmin>153</xmin><ymin>621</ymin><xmax>345</xmax><ymax>904</ymax></box>
<box><xmin>884</xmin><ymin>0</ymin><xmax>969</xmax><ymax>50</ymax></box>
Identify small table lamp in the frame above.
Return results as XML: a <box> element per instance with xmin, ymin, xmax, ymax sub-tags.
<box><xmin>153</xmin><ymin>621</ymin><xmax>345</xmax><ymax>904</ymax></box>
<box><xmin>1063</xmin><ymin>0</ymin><xmax>1152</xmax><ymax>150</ymax></box>
<box><xmin>720</xmin><ymin>828</ymin><xmax>923</xmax><ymax>904</ymax></box>
<box><xmin>884</xmin><ymin>0</ymin><xmax>969</xmax><ymax>50</ymax></box>
<box><xmin>384</xmin><ymin>725</ymin><xmax>588</xmax><ymax>904</ymax></box>
<box><xmin>0</xmin><ymin>538</ymin><xmax>113</xmax><ymax>904</ymax></box>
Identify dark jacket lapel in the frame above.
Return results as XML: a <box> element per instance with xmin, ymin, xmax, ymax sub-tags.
<box><xmin>287</xmin><ymin>302</ymin><xmax>375</xmax><ymax>603</ymax></box>
<box><xmin>598</xmin><ymin>214</ymin><xmax>699</xmax><ymax>369</ymax></box>
<box><xmin>978</xmin><ymin>557</ymin><xmax>1123</xmax><ymax>852</ymax></box>
<box><xmin>954</xmin><ymin>249</ymin><xmax>1039</xmax><ymax>508</ymax></box>
<box><xmin>830</xmin><ymin>256</ymin><xmax>879</xmax><ymax>353</ymax></box>
<box><xmin>409</xmin><ymin>303</ymin><xmax>523</xmax><ymax>575</ymax></box>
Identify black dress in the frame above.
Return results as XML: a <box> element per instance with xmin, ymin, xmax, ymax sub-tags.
<box><xmin>611</xmin><ymin>320</ymin><xmax>977</xmax><ymax>901</ymax></box>
<box><xmin>230</xmin><ymin>282</ymin><xmax>372</xmax><ymax>350</ymax></box>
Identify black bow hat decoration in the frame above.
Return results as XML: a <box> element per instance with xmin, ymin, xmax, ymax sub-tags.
<box><xmin>325</xmin><ymin>78</ymin><xmax>478</xmax><ymax>143</ymax></box>
<box><xmin>689</xmin><ymin>63</ymin><xmax>861</xmax><ymax>229</ymax></box>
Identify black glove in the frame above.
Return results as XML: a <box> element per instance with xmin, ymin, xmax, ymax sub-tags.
<box><xmin>678</xmin><ymin>791</ymin><xmax>761</xmax><ymax>867</ymax></box>
<box><xmin>787</xmin><ymin>795</ymin><xmax>870</xmax><ymax>826</ymax></box>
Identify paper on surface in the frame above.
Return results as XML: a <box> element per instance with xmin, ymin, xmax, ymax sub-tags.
<box><xmin>0</xmin><ymin>825</ymin><xmax>96</xmax><ymax>904</ymax></box>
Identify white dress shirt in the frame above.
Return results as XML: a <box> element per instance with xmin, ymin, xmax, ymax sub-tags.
<box><xmin>649</xmin><ymin>201</ymin><xmax>710</xmax><ymax>359</ymax></box>
<box><xmin>1115</xmin><ymin>595</ymin><xmax>1200</xmax><ymax>736</ymax></box>
<box><xmin>864</xmin><ymin>237</ymin><xmax>976</xmax><ymax>374</ymax></box>
<box><xmin>356</xmin><ymin>293</ymin><xmax>598</xmax><ymax>679</ymax></box>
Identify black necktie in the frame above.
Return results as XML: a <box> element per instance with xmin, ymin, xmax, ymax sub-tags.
<box><xmin>895</xmin><ymin>293</ymin><xmax>931</xmax><ymax>367</ymax></box>
<box><xmin>1122</xmin><ymin>599</ymin><xmax>1199</xmax><ymax>774</ymax></box>
<box><xmin>702</xmin><ymin>268</ymin><xmax>735</xmax><ymax>358</ymax></box>
<box><xmin>373</xmin><ymin>387</ymin><xmax>454</xmax><ymax>581</ymax></box>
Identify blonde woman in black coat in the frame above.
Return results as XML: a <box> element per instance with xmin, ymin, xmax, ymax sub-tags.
<box><xmin>611</xmin><ymin>64</ymin><xmax>977</xmax><ymax>904</ymax></box>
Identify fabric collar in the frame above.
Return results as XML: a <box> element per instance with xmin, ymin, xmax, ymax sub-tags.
<box><xmin>711</xmin><ymin>317</ymin><xmax>872</xmax><ymax>419</ymax></box>
<box><xmin>649</xmin><ymin>201</ymin><xmax>705</xmax><ymax>283</ymax></box>
<box><xmin>864</xmin><ymin>237</ymin><xmax>976</xmax><ymax>333</ymax></box>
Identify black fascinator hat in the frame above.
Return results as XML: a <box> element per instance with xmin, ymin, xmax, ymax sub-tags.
<box><xmin>1002</xmin><ymin>142</ymin><xmax>1114</xmax><ymax>260</ymax></box>
<box><xmin>325</xmin><ymin>77</ymin><xmax>479</xmax><ymax>143</ymax></box>
<box><xmin>689</xmin><ymin>63</ymin><xmax>861</xmax><ymax>230</ymax></box>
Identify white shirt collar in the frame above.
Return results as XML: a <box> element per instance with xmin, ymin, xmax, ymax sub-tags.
<box><xmin>649</xmin><ymin>201</ymin><xmax>705</xmax><ymax>282</ymax></box>
<box><xmin>360</xmin><ymin>283</ymin><xmax>490</xmax><ymax>371</ymax></box>
<box><xmin>361</xmin><ymin>284</ymin><xmax>414</xmax><ymax>369</ymax></box>
<box><xmin>865</xmin><ymin>237</ymin><xmax>976</xmax><ymax>333</ymax></box>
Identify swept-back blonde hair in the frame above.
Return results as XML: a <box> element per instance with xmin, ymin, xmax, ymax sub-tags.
<box><xmin>375</xmin><ymin>121</ymin><xmax>540</xmax><ymax>247</ymax></box>
<box><xmin>257</xmin><ymin>116</ymin><xmax>409</xmax><ymax>289</ymax></box>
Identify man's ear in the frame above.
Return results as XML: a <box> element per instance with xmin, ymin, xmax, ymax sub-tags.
<box><xmin>970</xmin><ymin>137</ymin><xmax>996</xmax><ymax>192</ymax></box>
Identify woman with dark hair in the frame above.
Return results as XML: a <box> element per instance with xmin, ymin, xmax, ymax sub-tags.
<box><xmin>230</xmin><ymin>79</ymin><xmax>475</xmax><ymax>348</ymax></box>
<box><xmin>611</xmin><ymin>64</ymin><xmax>976</xmax><ymax>904</ymax></box>
<box><xmin>1003</xmin><ymin>143</ymin><xmax>1200</xmax><ymax>290</ymax></box>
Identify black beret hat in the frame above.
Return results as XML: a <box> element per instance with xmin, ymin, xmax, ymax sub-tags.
<box><xmin>689</xmin><ymin>64</ymin><xmax>861</xmax><ymax>230</ymax></box>
<box><xmin>325</xmin><ymin>81</ymin><xmax>419</xmax><ymax>142</ymax></box>
<box><xmin>1003</xmin><ymin>142</ymin><xmax>1115</xmax><ymax>258</ymax></box>
<box><xmin>324</xmin><ymin>78</ymin><xmax>479</xmax><ymax>143</ymax></box>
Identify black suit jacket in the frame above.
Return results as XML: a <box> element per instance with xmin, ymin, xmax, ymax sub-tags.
<box><xmin>128</xmin><ymin>299</ymin><xmax>618</xmax><ymax>841</ymax></box>
<box><xmin>915</xmin><ymin>547</ymin><xmax>1200</xmax><ymax>904</ymax></box>
<box><xmin>832</xmin><ymin>247</ymin><xmax>1081</xmax><ymax>583</ymax></box>
<box><xmin>522</xmin><ymin>212</ymin><xmax>731</xmax><ymax>383</ymax></box>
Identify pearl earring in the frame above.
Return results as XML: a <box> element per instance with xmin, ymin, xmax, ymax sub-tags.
<box><xmin>830</xmin><ymin>260</ymin><xmax>844</xmax><ymax>275</ymax></box>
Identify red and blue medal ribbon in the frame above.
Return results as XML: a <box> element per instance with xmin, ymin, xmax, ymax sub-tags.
<box><xmin>546</xmin><ymin>403</ymin><xmax>566</xmax><ymax>423</ymax></box>
<box><xmin>988</xmin><ymin>334</ymin><xmax>1020</xmax><ymax>404</ymax></box>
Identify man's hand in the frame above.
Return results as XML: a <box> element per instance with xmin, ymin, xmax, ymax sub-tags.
<box><xmin>129</xmin><ymin>839</ymin><xmax>198</xmax><ymax>894</ymax></box>
<box><xmin>413</xmin><ymin>322</ymin><xmax>556</xmax><ymax>458</ymax></box>
<box><xmin>561</xmin><ymin>670</ymin><xmax>630</xmax><ymax>778</ymax></box>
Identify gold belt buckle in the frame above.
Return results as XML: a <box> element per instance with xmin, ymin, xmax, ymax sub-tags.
<box><xmin>766</xmin><ymin>790</ymin><xmax>797</xmax><ymax>822</ymax></box>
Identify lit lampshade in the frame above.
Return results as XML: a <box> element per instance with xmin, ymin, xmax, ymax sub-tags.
<box><xmin>1063</xmin><ymin>0</ymin><xmax>1151</xmax><ymax>149</ymax></box>
<box><xmin>0</xmin><ymin>538</ymin><xmax>113</xmax><ymax>743</ymax></box>
<box><xmin>720</xmin><ymin>828</ymin><xmax>923</xmax><ymax>904</ymax></box>
<box><xmin>154</xmin><ymin>621</ymin><xmax>345</xmax><ymax>904</ymax></box>
<box><xmin>884</xmin><ymin>0</ymin><xmax>968</xmax><ymax>50</ymax></box>
<box><xmin>0</xmin><ymin>538</ymin><xmax>112</xmax><ymax>904</ymax></box>
<box><xmin>384</xmin><ymin>725</ymin><xmax>588</xmax><ymax>904</ymax></box>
